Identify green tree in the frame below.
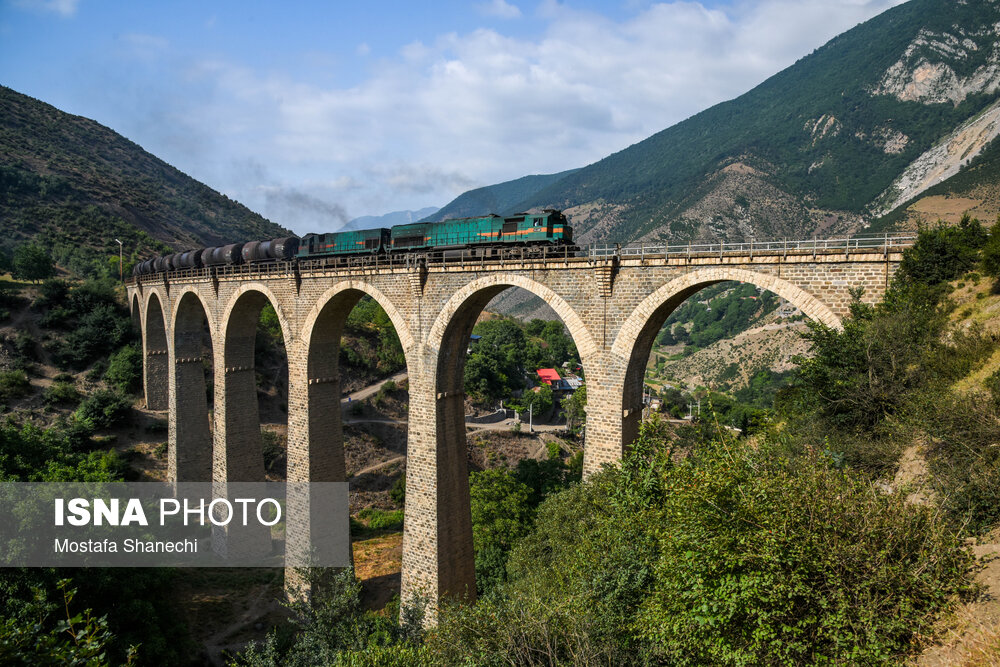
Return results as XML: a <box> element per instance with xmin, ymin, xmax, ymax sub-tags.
<box><xmin>431</xmin><ymin>424</ymin><xmax>976</xmax><ymax>665</ymax></box>
<box><xmin>469</xmin><ymin>469</ymin><xmax>533</xmax><ymax>595</ymax></box>
<box><xmin>561</xmin><ymin>385</ymin><xmax>587</xmax><ymax>434</ymax></box>
<box><xmin>897</xmin><ymin>214</ymin><xmax>986</xmax><ymax>286</ymax></box>
<box><xmin>981</xmin><ymin>216</ymin><xmax>1000</xmax><ymax>281</ymax></box>
<box><xmin>0</xmin><ymin>579</ymin><xmax>131</xmax><ymax>666</ymax></box>
<box><xmin>103</xmin><ymin>345</ymin><xmax>142</xmax><ymax>394</ymax></box>
<box><xmin>11</xmin><ymin>243</ymin><xmax>55</xmax><ymax>282</ymax></box>
<box><xmin>464</xmin><ymin>318</ymin><xmax>527</xmax><ymax>403</ymax></box>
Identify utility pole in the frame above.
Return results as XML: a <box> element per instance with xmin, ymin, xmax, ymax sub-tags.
<box><xmin>115</xmin><ymin>239</ymin><xmax>123</xmax><ymax>282</ymax></box>
<box><xmin>529</xmin><ymin>401</ymin><xmax>533</xmax><ymax>433</ymax></box>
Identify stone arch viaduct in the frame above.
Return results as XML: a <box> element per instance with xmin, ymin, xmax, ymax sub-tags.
<box><xmin>126</xmin><ymin>236</ymin><xmax>910</xmax><ymax>609</ymax></box>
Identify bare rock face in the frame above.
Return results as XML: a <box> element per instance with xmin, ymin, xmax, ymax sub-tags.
<box><xmin>875</xmin><ymin>26</ymin><xmax>1000</xmax><ymax>105</ymax></box>
<box><xmin>871</xmin><ymin>96</ymin><xmax>1000</xmax><ymax>216</ymax></box>
<box><xmin>635</xmin><ymin>158</ymin><xmax>862</xmax><ymax>244</ymax></box>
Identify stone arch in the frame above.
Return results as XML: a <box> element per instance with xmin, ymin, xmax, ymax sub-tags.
<box><xmin>220</xmin><ymin>283</ymin><xmax>294</xmax><ymax>349</ymax></box>
<box><xmin>427</xmin><ymin>274</ymin><xmax>597</xmax><ymax>360</ymax></box>
<box><xmin>300</xmin><ymin>281</ymin><xmax>414</xmax><ymax>357</ymax></box>
<box><xmin>415</xmin><ymin>274</ymin><xmax>595</xmax><ymax>603</ymax></box>
<box><xmin>169</xmin><ymin>289</ymin><xmax>214</xmax><ymax>482</ymax></box>
<box><xmin>292</xmin><ymin>281</ymin><xmax>414</xmax><ymax>484</ymax></box>
<box><xmin>143</xmin><ymin>290</ymin><xmax>169</xmax><ymax>411</ymax></box>
<box><xmin>216</xmin><ymin>284</ymin><xmax>292</xmax><ymax>483</ymax></box>
<box><xmin>611</xmin><ymin>267</ymin><xmax>841</xmax><ymax>448</ymax></box>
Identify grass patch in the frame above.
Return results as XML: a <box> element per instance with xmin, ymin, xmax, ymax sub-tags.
<box><xmin>352</xmin><ymin>508</ymin><xmax>404</xmax><ymax>535</ymax></box>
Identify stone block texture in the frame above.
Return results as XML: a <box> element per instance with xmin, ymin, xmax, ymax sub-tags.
<box><xmin>127</xmin><ymin>247</ymin><xmax>903</xmax><ymax>618</ymax></box>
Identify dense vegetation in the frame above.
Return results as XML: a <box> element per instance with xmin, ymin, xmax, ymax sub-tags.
<box><xmin>782</xmin><ymin>216</ymin><xmax>1000</xmax><ymax>532</ymax></box>
<box><xmin>342</xmin><ymin>297</ymin><xmax>406</xmax><ymax>377</ymax></box>
<box><xmin>464</xmin><ymin>316</ymin><xmax>579</xmax><ymax>405</ymax></box>
<box><xmin>0</xmin><ymin>273</ymin><xmax>189</xmax><ymax>664</ymax></box>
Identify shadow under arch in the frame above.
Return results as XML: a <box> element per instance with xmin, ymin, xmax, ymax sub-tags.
<box><xmin>293</xmin><ymin>281</ymin><xmax>414</xmax><ymax>484</ymax></box>
<box><xmin>169</xmin><ymin>289</ymin><xmax>215</xmax><ymax>482</ymax></box>
<box><xmin>143</xmin><ymin>290</ymin><xmax>169</xmax><ymax>411</ymax></box>
<box><xmin>130</xmin><ymin>293</ymin><xmax>141</xmax><ymax>334</ymax></box>
<box><xmin>611</xmin><ymin>267</ymin><xmax>842</xmax><ymax>449</ymax></box>
<box><xmin>217</xmin><ymin>284</ymin><xmax>292</xmax><ymax>483</ymax></box>
<box><xmin>420</xmin><ymin>274</ymin><xmax>596</xmax><ymax>602</ymax></box>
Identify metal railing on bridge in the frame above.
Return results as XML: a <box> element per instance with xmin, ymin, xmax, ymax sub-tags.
<box><xmin>585</xmin><ymin>232</ymin><xmax>917</xmax><ymax>259</ymax></box>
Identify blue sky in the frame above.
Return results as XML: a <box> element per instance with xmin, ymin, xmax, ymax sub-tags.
<box><xmin>1</xmin><ymin>0</ymin><xmax>906</xmax><ymax>234</ymax></box>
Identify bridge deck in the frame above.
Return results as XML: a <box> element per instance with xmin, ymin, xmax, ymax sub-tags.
<box><xmin>128</xmin><ymin>233</ymin><xmax>916</xmax><ymax>286</ymax></box>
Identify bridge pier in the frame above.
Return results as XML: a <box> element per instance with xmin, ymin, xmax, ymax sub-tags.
<box><xmin>400</xmin><ymin>351</ymin><xmax>476</xmax><ymax>615</ymax></box>
<box><xmin>211</xmin><ymin>291</ymin><xmax>270</xmax><ymax>560</ymax></box>
<box><xmin>143</xmin><ymin>292</ymin><xmax>169</xmax><ymax>411</ymax></box>
<box><xmin>168</xmin><ymin>292</ymin><xmax>213</xmax><ymax>482</ymax></box>
<box><xmin>579</xmin><ymin>353</ymin><xmax>629</xmax><ymax>475</ymax></box>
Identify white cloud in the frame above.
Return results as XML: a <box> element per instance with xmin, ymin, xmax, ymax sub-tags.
<box><xmin>131</xmin><ymin>0</ymin><xmax>908</xmax><ymax>232</ymax></box>
<box><xmin>121</xmin><ymin>33</ymin><xmax>169</xmax><ymax>59</ymax></box>
<box><xmin>479</xmin><ymin>0</ymin><xmax>522</xmax><ymax>19</ymax></box>
<box><xmin>12</xmin><ymin>0</ymin><xmax>78</xmax><ymax>17</ymax></box>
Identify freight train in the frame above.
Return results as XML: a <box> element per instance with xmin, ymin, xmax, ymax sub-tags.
<box><xmin>133</xmin><ymin>210</ymin><xmax>573</xmax><ymax>276</ymax></box>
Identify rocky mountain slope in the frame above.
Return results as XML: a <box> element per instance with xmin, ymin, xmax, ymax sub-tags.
<box><xmin>433</xmin><ymin>0</ymin><xmax>1000</xmax><ymax>243</ymax></box>
<box><xmin>0</xmin><ymin>86</ymin><xmax>290</xmax><ymax>264</ymax></box>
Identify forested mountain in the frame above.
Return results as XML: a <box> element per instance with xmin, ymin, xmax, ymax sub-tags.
<box><xmin>0</xmin><ymin>86</ymin><xmax>290</xmax><ymax>270</ymax></box>
<box><xmin>422</xmin><ymin>169</ymin><xmax>579</xmax><ymax>222</ymax></box>
<box><xmin>436</xmin><ymin>0</ymin><xmax>1000</xmax><ymax>243</ymax></box>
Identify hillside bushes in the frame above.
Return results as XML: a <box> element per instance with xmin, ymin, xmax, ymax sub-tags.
<box><xmin>35</xmin><ymin>278</ymin><xmax>135</xmax><ymax>370</ymax></box>
<box><xmin>430</xmin><ymin>422</ymin><xmax>975</xmax><ymax>665</ymax></box>
<box><xmin>782</xmin><ymin>218</ymin><xmax>1000</xmax><ymax>535</ymax></box>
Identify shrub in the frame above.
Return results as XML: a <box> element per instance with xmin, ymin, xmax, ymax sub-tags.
<box><xmin>981</xmin><ymin>217</ymin><xmax>1000</xmax><ymax>280</ymax></box>
<box><xmin>374</xmin><ymin>379</ymin><xmax>397</xmax><ymax>405</ymax></box>
<box><xmin>34</xmin><ymin>278</ymin><xmax>69</xmax><ymax>309</ymax></box>
<box><xmin>74</xmin><ymin>389</ymin><xmax>131</xmax><ymax>430</ymax></box>
<box><xmin>0</xmin><ymin>369</ymin><xmax>31</xmax><ymax>400</ymax></box>
<box><xmin>261</xmin><ymin>428</ymin><xmax>285</xmax><ymax>474</ymax></box>
<box><xmin>12</xmin><ymin>331</ymin><xmax>36</xmax><ymax>360</ymax></box>
<box><xmin>898</xmin><ymin>215</ymin><xmax>986</xmax><ymax>286</ymax></box>
<box><xmin>431</xmin><ymin>424</ymin><xmax>977</xmax><ymax>665</ymax></box>
<box><xmin>389</xmin><ymin>474</ymin><xmax>406</xmax><ymax>506</ymax></box>
<box><xmin>986</xmin><ymin>368</ymin><xmax>1000</xmax><ymax>406</ymax></box>
<box><xmin>923</xmin><ymin>390</ymin><xmax>1000</xmax><ymax>533</ymax></box>
<box><xmin>145</xmin><ymin>418</ymin><xmax>167</xmax><ymax>433</ymax></box>
<box><xmin>43</xmin><ymin>381</ymin><xmax>80</xmax><ymax>406</ymax></box>
<box><xmin>546</xmin><ymin>440</ymin><xmax>562</xmax><ymax>460</ymax></box>
<box><xmin>103</xmin><ymin>345</ymin><xmax>142</xmax><ymax>394</ymax></box>
<box><xmin>11</xmin><ymin>243</ymin><xmax>55</xmax><ymax>282</ymax></box>
<box><xmin>232</xmin><ymin>567</ymin><xmax>425</xmax><ymax>666</ymax></box>
<box><xmin>355</xmin><ymin>508</ymin><xmax>404</xmax><ymax>531</ymax></box>
<box><xmin>85</xmin><ymin>360</ymin><xmax>108</xmax><ymax>383</ymax></box>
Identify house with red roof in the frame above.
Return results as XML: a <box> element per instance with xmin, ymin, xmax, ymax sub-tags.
<box><xmin>536</xmin><ymin>368</ymin><xmax>561</xmax><ymax>386</ymax></box>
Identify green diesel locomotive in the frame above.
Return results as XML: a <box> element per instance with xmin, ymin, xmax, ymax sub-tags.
<box><xmin>296</xmin><ymin>209</ymin><xmax>572</xmax><ymax>260</ymax></box>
